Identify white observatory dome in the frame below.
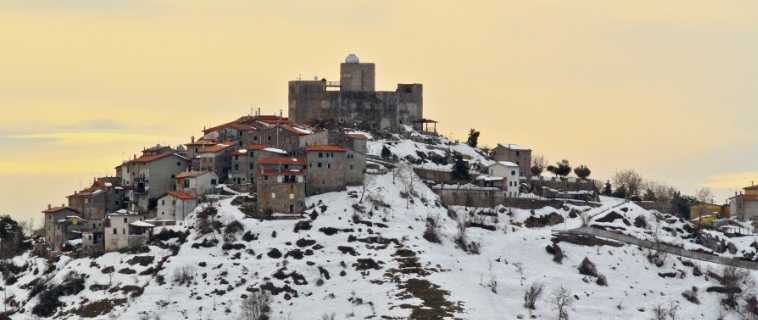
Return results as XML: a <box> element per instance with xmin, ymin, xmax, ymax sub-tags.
<box><xmin>345</xmin><ymin>54</ymin><xmax>360</xmax><ymax>63</ymax></box>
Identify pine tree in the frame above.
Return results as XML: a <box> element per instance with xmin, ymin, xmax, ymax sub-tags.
<box><xmin>602</xmin><ymin>180</ymin><xmax>612</xmax><ymax>196</ymax></box>
<box><xmin>451</xmin><ymin>154</ymin><xmax>471</xmax><ymax>182</ymax></box>
<box><xmin>466</xmin><ymin>128</ymin><xmax>480</xmax><ymax>148</ymax></box>
<box><xmin>381</xmin><ymin>145</ymin><xmax>391</xmax><ymax>160</ymax></box>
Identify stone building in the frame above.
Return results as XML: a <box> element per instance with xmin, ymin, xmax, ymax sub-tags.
<box><xmin>305</xmin><ymin>145</ymin><xmax>347</xmax><ymax>195</ymax></box>
<box><xmin>104</xmin><ymin>209</ymin><xmax>151</xmax><ymax>251</ymax></box>
<box><xmin>730</xmin><ymin>184</ymin><xmax>758</xmax><ymax>226</ymax></box>
<box><xmin>229</xmin><ymin>145</ymin><xmax>288</xmax><ymax>187</ymax></box>
<box><xmin>67</xmin><ymin>177</ymin><xmax>124</xmax><ymax>219</ymax></box>
<box><xmin>42</xmin><ymin>205</ymin><xmax>83</xmax><ymax>251</ymax></box>
<box><xmin>175</xmin><ymin>171</ymin><xmax>218</xmax><ymax>198</ymax></box>
<box><xmin>156</xmin><ymin>191</ymin><xmax>198</xmax><ymax>222</ymax></box>
<box><xmin>490</xmin><ymin>143</ymin><xmax>532</xmax><ymax>179</ymax></box>
<box><xmin>117</xmin><ymin>152</ymin><xmax>190</xmax><ymax>212</ymax></box>
<box><xmin>198</xmin><ymin>142</ymin><xmax>236</xmax><ymax>182</ymax></box>
<box><xmin>288</xmin><ymin>54</ymin><xmax>423</xmax><ymax>131</ymax></box>
<box><xmin>256</xmin><ymin>157</ymin><xmax>306</xmax><ymax>214</ymax></box>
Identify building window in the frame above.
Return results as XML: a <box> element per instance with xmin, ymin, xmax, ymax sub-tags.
<box><xmin>211</xmin><ymin>179</ymin><xmax>217</xmax><ymax>185</ymax></box>
<box><xmin>267</xmin><ymin>135</ymin><xmax>272</xmax><ymax>141</ymax></box>
<box><xmin>319</xmin><ymin>152</ymin><xmax>323</xmax><ymax>158</ymax></box>
<box><xmin>511</xmin><ymin>170</ymin><xmax>516</xmax><ymax>176</ymax></box>
<box><xmin>350</xmin><ymin>165</ymin><xmax>354</xmax><ymax>170</ymax></box>
<box><xmin>123</xmin><ymin>217</ymin><xmax>127</xmax><ymax>223</ymax></box>
<box><xmin>254</xmin><ymin>136</ymin><xmax>258</xmax><ymax>141</ymax></box>
<box><xmin>122</xmin><ymin>228</ymin><xmax>126</xmax><ymax>234</ymax></box>
<box><xmin>249</xmin><ymin>163</ymin><xmax>254</xmax><ymax>169</ymax></box>
<box><xmin>234</xmin><ymin>164</ymin><xmax>239</xmax><ymax>170</ymax></box>
<box><xmin>177</xmin><ymin>162</ymin><xmax>181</xmax><ymax>166</ymax></box>
<box><xmin>161</xmin><ymin>200</ymin><xmax>165</xmax><ymax>205</ymax></box>
<box><xmin>318</xmin><ymin>162</ymin><xmax>322</xmax><ymax>168</ymax></box>
<box><xmin>113</xmin><ymin>228</ymin><xmax>117</xmax><ymax>234</ymax></box>
<box><xmin>327</xmin><ymin>164</ymin><xmax>331</xmax><ymax>169</ymax></box>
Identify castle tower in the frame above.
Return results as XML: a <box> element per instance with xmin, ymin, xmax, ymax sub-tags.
<box><xmin>340</xmin><ymin>54</ymin><xmax>375</xmax><ymax>92</ymax></box>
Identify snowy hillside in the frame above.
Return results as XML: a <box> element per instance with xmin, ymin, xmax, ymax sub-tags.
<box><xmin>2</xmin><ymin>133</ymin><xmax>757</xmax><ymax>320</ymax></box>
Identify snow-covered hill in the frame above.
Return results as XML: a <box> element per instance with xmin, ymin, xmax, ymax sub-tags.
<box><xmin>3</xmin><ymin>132</ymin><xmax>757</xmax><ymax>320</ymax></box>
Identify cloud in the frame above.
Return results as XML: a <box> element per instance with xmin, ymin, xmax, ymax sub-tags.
<box><xmin>7</xmin><ymin>131</ymin><xmax>179</xmax><ymax>145</ymax></box>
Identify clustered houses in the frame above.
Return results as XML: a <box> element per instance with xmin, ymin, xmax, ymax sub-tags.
<box><xmin>730</xmin><ymin>184</ymin><xmax>758</xmax><ymax>228</ymax></box>
<box><xmin>40</xmin><ymin>56</ymin><xmax>406</xmax><ymax>254</ymax></box>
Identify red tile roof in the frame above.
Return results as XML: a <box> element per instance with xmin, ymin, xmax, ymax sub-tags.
<box><xmin>199</xmin><ymin>143</ymin><xmax>235</xmax><ymax>153</ymax></box>
<box><xmin>185</xmin><ymin>139</ymin><xmax>218</xmax><ymax>146</ymax></box>
<box><xmin>741</xmin><ymin>195</ymin><xmax>758</xmax><ymax>201</ymax></box>
<box><xmin>247</xmin><ymin>144</ymin><xmax>267</xmax><ymax>150</ymax></box>
<box><xmin>744</xmin><ymin>185</ymin><xmax>758</xmax><ymax>190</ymax></box>
<box><xmin>129</xmin><ymin>153</ymin><xmax>174</xmax><ymax>163</ymax></box>
<box><xmin>176</xmin><ymin>171</ymin><xmax>211</xmax><ymax>179</ymax></box>
<box><xmin>165</xmin><ymin>191</ymin><xmax>197</xmax><ymax>200</ymax></box>
<box><xmin>43</xmin><ymin>206</ymin><xmax>81</xmax><ymax>214</ymax></box>
<box><xmin>347</xmin><ymin>134</ymin><xmax>367</xmax><ymax>140</ymax></box>
<box><xmin>230</xmin><ymin>149</ymin><xmax>248</xmax><ymax>156</ymax></box>
<box><xmin>258</xmin><ymin>157</ymin><xmax>306</xmax><ymax>165</ymax></box>
<box><xmin>306</xmin><ymin>145</ymin><xmax>346</xmax><ymax>152</ymax></box>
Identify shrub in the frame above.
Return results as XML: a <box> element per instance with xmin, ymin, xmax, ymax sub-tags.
<box><xmin>240</xmin><ymin>291</ymin><xmax>271</xmax><ymax>320</ymax></box>
<box><xmin>173</xmin><ymin>265</ymin><xmax>195</xmax><ymax>285</ymax></box>
<box><xmin>423</xmin><ymin>214</ymin><xmax>441</xmax><ymax>244</ymax></box>
<box><xmin>523</xmin><ymin>282</ymin><xmax>544</xmax><ymax>310</ymax></box>
<box><xmin>578</xmin><ymin>257</ymin><xmax>598</xmax><ymax>277</ymax></box>
<box><xmin>31</xmin><ymin>273</ymin><xmax>85</xmax><ymax>317</ymax></box>
<box><xmin>224</xmin><ymin>220</ymin><xmax>244</xmax><ymax>234</ymax></box>
<box><xmin>682</xmin><ymin>288</ymin><xmax>699</xmax><ymax>304</ymax></box>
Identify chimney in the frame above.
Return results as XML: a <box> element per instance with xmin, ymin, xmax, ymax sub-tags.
<box><xmin>48</xmin><ymin>204</ymin><xmax>51</xmax><ymax>210</ymax></box>
<box><xmin>133</xmin><ymin>154</ymin><xmax>137</xmax><ymax>160</ymax></box>
<box><xmin>191</xmin><ymin>136</ymin><xmax>195</xmax><ymax>143</ymax></box>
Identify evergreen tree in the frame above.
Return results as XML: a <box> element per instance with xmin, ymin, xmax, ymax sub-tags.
<box><xmin>466</xmin><ymin>128</ymin><xmax>480</xmax><ymax>148</ymax></box>
<box><xmin>573</xmin><ymin>165</ymin><xmax>591</xmax><ymax>179</ymax></box>
<box><xmin>611</xmin><ymin>185</ymin><xmax>628</xmax><ymax>199</ymax></box>
<box><xmin>381</xmin><ymin>145</ymin><xmax>391</xmax><ymax>160</ymax></box>
<box><xmin>643</xmin><ymin>188</ymin><xmax>657</xmax><ymax>202</ymax></box>
<box><xmin>547</xmin><ymin>160</ymin><xmax>571</xmax><ymax>178</ymax></box>
<box><xmin>602</xmin><ymin>180</ymin><xmax>612</xmax><ymax>196</ymax></box>
<box><xmin>451</xmin><ymin>154</ymin><xmax>471</xmax><ymax>182</ymax></box>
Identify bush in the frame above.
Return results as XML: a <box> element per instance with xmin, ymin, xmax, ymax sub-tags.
<box><xmin>224</xmin><ymin>220</ymin><xmax>244</xmax><ymax>234</ymax></box>
<box><xmin>578</xmin><ymin>257</ymin><xmax>598</xmax><ymax>277</ymax></box>
<box><xmin>240</xmin><ymin>291</ymin><xmax>271</xmax><ymax>320</ymax></box>
<box><xmin>423</xmin><ymin>214</ymin><xmax>441</xmax><ymax>244</ymax></box>
<box><xmin>173</xmin><ymin>265</ymin><xmax>195</xmax><ymax>285</ymax></box>
<box><xmin>682</xmin><ymin>288</ymin><xmax>699</xmax><ymax>304</ymax></box>
<box><xmin>523</xmin><ymin>282</ymin><xmax>544</xmax><ymax>310</ymax></box>
<box><xmin>31</xmin><ymin>273</ymin><xmax>85</xmax><ymax>317</ymax></box>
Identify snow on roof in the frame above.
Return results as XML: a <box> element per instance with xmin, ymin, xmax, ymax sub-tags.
<box><xmin>130</xmin><ymin>220</ymin><xmax>155</xmax><ymax>228</ymax></box>
<box><xmin>498</xmin><ymin>143</ymin><xmax>530</xmax><ymax>151</ymax></box>
<box><xmin>263</xmin><ymin>147</ymin><xmax>287</xmax><ymax>154</ymax></box>
<box><xmin>110</xmin><ymin>209</ymin><xmax>141</xmax><ymax>215</ymax></box>
<box><xmin>488</xmin><ymin>161</ymin><xmax>518</xmax><ymax>167</ymax></box>
<box><xmin>104</xmin><ymin>182</ymin><xmax>113</xmax><ymax>187</ymax></box>
<box><xmin>476</xmin><ymin>175</ymin><xmax>505</xmax><ymax>181</ymax></box>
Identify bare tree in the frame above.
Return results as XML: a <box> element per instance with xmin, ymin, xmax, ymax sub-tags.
<box><xmin>720</xmin><ymin>264</ymin><xmax>753</xmax><ymax>309</ymax></box>
<box><xmin>613</xmin><ymin>169</ymin><xmax>644</xmax><ymax>199</ymax></box>
<box><xmin>694</xmin><ymin>187</ymin><xmax>715</xmax><ymax>225</ymax></box>
<box><xmin>359</xmin><ymin>173</ymin><xmax>376</xmax><ymax>203</ymax></box>
<box><xmin>530</xmin><ymin>154</ymin><xmax>547</xmax><ymax>176</ymax></box>
<box><xmin>547</xmin><ymin>285</ymin><xmax>573</xmax><ymax>320</ymax></box>
<box><xmin>240</xmin><ymin>291</ymin><xmax>271</xmax><ymax>320</ymax></box>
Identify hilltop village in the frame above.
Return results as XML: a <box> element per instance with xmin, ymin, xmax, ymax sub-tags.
<box><xmin>39</xmin><ymin>55</ymin><xmax>755</xmax><ymax>257</ymax></box>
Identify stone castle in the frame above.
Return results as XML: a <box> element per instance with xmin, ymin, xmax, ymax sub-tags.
<box><xmin>288</xmin><ymin>54</ymin><xmax>423</xmax><ymax>131</ymax></box>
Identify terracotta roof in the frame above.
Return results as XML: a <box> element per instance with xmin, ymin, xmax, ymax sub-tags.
<box><xmin>176</xmin><ymin>171</ymin><xmax>211</xmax><ymax>179</ymax></box>
<box><xmin>347</xmin><ymin>134</ymin><xmax>367</xmax><ymax>140</ymax></box>
<box><xmin>185</xmin><ymin>139</ymin><xmax>217</xmax><ymax>146</ymax></box>
<box><xmin>164</xmin><ymin>191</ymin><xmax>197</xmax><ymax>200</ymax></box>
<box><xmin>199</xmin><ymin>143</ymin><xmax>235</xmax><ymax>153</ymax></box>
<box><xmin>230</xmin><ymin>123</ymin><xmax>257</xmax><ymax>131</ymax></box>
<box><xmin>741</xmin><ymin>195</ymin><xmax>758</xmax><ymax>201</ymax></box>
<box><xmin>43</xmin><ymin>206</ymin><xmax>80</xmax><ymax>214</ymax></box>
<box><xmin>280</xmin><ymin>124</ymin><xmax>314</xmax><ymax>136</ymax></box>
<box><xmin>247</xmin><ymin>144</ymin><xmax>267</xmax><ymax>151</ymax></box>
<box><xmin>129</xmin><ymin>153</ymin><xmax>174</xmax><ymax>163</ymax></box>
<box><xmin>256</xmin><ymin>170</ymin><xmax>306</xmax><ymax>176</ymax></box>
<box><xmin>306</xmin><ymin>145</ymin><xmax>346</xmax><ymax>152</ymax></box>
<box><xmin>230</xmin><ymin>149</ymin><xmax>248</xmax><ymax>156</ymax></box>
<box><xmin>258</xmin><ymin>157</ymin><xmax>306</xmax><ymax>165</ymax></box>
<box><xmin>744</xmin><ymin>185</ymin><xmax>758</xmax><ymax>190</ymax></box>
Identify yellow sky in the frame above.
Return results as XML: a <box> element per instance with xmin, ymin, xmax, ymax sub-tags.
<box><xmin>1</xmin><ymin>1</ymin><xmax>757</xmax><ymax>222</ymax></box>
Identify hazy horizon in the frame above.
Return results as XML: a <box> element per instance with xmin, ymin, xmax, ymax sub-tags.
<box><xmin>2</xmin><ymin>1</ymin><xmax>757</xmax><ymax>224</ymax></box>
